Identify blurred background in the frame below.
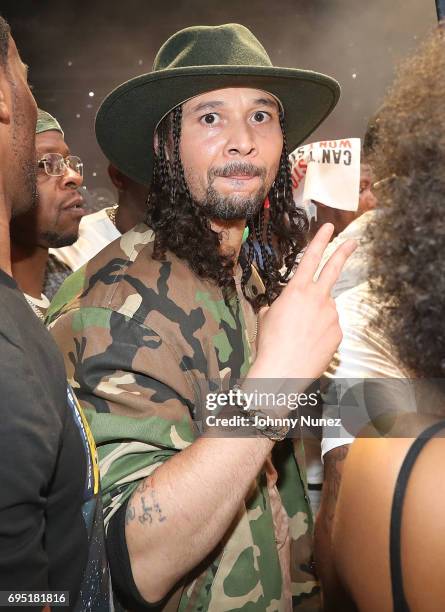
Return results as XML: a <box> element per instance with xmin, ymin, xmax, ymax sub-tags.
<box><xmin>1</xmin><ymin>0</ymin><xmax>437</xmax><ymax>208</ymax></box>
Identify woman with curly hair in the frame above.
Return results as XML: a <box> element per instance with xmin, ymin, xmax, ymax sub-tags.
<box><xmin>323</xmin><ymin>29</ymin><xmax>445</xmax><ymax>612</ymax></box>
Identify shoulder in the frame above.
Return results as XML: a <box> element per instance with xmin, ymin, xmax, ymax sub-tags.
<box><xmin>328</xmin><ymin>281</ymin><xmax>405</xmax><ymax>378</ymax></box>
<box><xmin>0</xmin><ymin>283</ymin><xmax>67</xmax><ymax>415</ymax></box>
<box><xmin>47</xmin><ymin>227</ymin><xmax>228</xmax><ymax>346</ymax></box>
<box><xmin>47</xmin><ymin>224</ymin><xmax>156</xmax><ymax>323</ymax></box>
<box><xmin>335</xmin><ymin>281</ymin><xmax>375</xmax><ymax>321</ymax></box>
<box><xmin>0</xmin><ymin>282</ymin><xmax>58</xmax><ymax>360</ymax></box>
<box><xmin>334</xmin><ymin>416</ymin><xmax>445</xmax><ymax>610</ymax></box>
<box><xmin>331</xmin><ymin>434</ymin><xmax>411</xmax><ymax>610</ymax></box>
<box><xmin>334</xmin><ymin>281</ymin><xmax>385</xmax><ymax>347</ymax></box>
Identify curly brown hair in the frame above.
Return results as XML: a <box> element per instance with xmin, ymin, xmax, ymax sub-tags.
<box><xmin>146</xmin><ymin>105</ymin><xmax>307</xmax><ymax>310</ymax></box>
<box><xmin>367</xmin><ymin>29</ymin><xmax>445</xmax><ymax>378</ymax></box>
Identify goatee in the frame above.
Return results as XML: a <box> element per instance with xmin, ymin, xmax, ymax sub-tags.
<box><xmin>199</xmin><ymin>161</ymin><xmax>268</xmax><ymax>221</ymax></box>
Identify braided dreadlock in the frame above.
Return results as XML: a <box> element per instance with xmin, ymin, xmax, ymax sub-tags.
<box><xmin>146</xmin><ymin>106</ymin><xmax>307</xmax><ymax>311</ymax></box>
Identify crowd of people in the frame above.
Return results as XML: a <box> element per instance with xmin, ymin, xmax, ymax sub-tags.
<box><xmin>0</xmin><ymin>13</ymin><xmax>444</xmax><ymax>612</ymax></box>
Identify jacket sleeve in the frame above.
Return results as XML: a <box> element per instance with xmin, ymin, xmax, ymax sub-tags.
<box><xmin>48</xmin><ymin>306</ymin><xmax>198</xmax><ymax>525</ymax></box>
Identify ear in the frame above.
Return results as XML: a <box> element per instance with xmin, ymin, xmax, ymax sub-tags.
<box><xmin>107</xmin><ymin>164</ymin><xmax>126</xmax><ymax>191</ymax></box>
<box><xmin>0</xmin><ymin>86</ymin><xmax>11</xmax><ymax>125</ymax></box>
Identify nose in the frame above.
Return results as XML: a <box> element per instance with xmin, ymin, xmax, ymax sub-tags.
<box><xmin>61</xmin><ymin>165</ymin><xmax>83</xmax><ymax>190</ymax></box>
<box><xmin>224</xmin><ymin>119</ymin><xmax>256</xmax><ymax>158</ymax></box>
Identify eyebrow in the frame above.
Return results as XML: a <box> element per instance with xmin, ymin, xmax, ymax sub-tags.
<box><xmin>37</xmin><ymin>146</ymin><xmax>70</xmax><ymax>158</ymax></box>
<box><xmin>189</xmin><ymin>100</ymin><xmax>225</xmax><ymax>114</ymax></box>
<box><xmin>253</xmin><ymin>97</ymin><xmax>278</xmax><ymax>109</ymax></box>
<box><xmin>189</xmin><ymin>96</ymin><xmax>279</xmax><ymax>114</ymax></box>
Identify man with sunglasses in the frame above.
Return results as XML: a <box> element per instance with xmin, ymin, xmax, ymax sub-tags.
<box><xmin>51</xmin><ymin>163</ymin><xmax>149</xmax><ymax>274</ymax></box>
<box><xmin>10</xmin><ymin>109</ymin><xmax>84</xmax><ymax>318</ymax></box>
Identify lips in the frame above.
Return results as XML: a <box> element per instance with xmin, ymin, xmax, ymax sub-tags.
<box><xmin>62</xmin><ymin>196</ymin><xmax>85</xmax><ymax>211</ymax></box>
<box><xmin>217</xmin><ymin>174</ymin><xmax>260</xmax><ymax>182</ymax></box>
<box><xmin>213</xmin><ymin>163</ymin><xmax>264</xmax><ymax>181</ymax></box>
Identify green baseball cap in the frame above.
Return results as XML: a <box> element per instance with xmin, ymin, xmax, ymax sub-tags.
<box><xmin>36</xmin><ymin>109</ymin><xmax>64</xmax><ymax>136</ymax></box>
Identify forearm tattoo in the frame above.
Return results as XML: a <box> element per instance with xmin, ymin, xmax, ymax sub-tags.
<box><xmin>323</xmin><ymin>446</ymin><xmax>349</xmax><ymax>528</ymax></box>
<box><xmin>125</xmin><ymin>477</ymin><xmax>167</xmax><ymax>526</ymax></box>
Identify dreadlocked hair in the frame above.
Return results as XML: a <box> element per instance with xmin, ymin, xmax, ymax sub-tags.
<box><xmin>242</xmin><ymin>111</ymin><xmax>308</xmax><ymax>307</ymax></box>
<box><xmin>146</xmin><ymin>106</ymin><xmax>307</xmax><ymax>311</ymax></box>
<box><xmin>147</xmin><ymin>106</ymin><xmax>235</xmax><ymax>300</ymax></box>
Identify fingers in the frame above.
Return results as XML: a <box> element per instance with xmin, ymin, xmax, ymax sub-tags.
<box><xmin>317</xmin><ymin>238</ymin><xmax>357</xmax><ymax>293</ymax></box>
<box><xmin>290</xmin><ymin>224</ymin><xmax>335</xmax><ymax>287</ymax></box>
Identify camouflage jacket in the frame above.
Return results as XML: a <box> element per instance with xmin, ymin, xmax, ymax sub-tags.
<box><xmin>46</xmin><ymin>223</ymin><xmax>320</xmax><ymax>611</ymax></box>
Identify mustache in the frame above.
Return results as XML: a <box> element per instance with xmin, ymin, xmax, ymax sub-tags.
<box><xmin>209</xmin><ymin>162</ymin><xmax>267</xmax><ymax>179</ymax></box>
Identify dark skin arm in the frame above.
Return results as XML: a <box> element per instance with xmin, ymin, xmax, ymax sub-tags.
<box><xmin>314</xmin><ymin>444</ymin><xmax>350</xmax><ymax>610</ymax></box>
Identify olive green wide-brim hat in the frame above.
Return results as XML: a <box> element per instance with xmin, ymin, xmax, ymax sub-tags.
<box><xmin>96</xmin><ymin>23</ymin><xmax>341</xmax><ymax>186</ymax></box>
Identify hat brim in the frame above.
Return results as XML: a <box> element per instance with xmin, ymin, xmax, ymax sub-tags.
<box><xmin>95</xmin><ymin>65</ymin><xmax>340</xmax><ymax>186</ymax></box>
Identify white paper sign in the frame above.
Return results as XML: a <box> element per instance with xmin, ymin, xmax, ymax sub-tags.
<box><xmin>289</xmin><ymin>138</ymin><xmax>361</xmax><ymax>213</ymax></box>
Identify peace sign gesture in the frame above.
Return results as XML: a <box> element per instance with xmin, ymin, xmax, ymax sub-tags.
<box><xmin>249</xmin><ymin>223</ymin><xmax>356</xmax><ymax>382</ymax></box>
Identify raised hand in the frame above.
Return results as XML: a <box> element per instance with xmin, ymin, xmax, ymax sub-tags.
<box><xmin>250</xmin><ymin>223</ymin><xmax>356</xmax><ymax>381</ymax></box>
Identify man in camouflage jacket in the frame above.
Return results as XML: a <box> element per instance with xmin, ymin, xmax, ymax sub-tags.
<box><xmin>46</xmin><ymin>23</ymin><xmax>355</xmax><ymax>612</ymax></box>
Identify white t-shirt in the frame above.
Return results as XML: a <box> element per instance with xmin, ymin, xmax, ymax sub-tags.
<box><xmin>50</xmin><ymin>207</ymin><xmax>121</xmax><ymax>272</ymax></box>
<box><xmin>321</xmin><ymin>281</ymin><xmax>415</xmax><ymax>458</ymax></box>
<box><xmin>316</xmin><ymin>210</ymin><xmax>375</xmax><ymax>299</ymax></box>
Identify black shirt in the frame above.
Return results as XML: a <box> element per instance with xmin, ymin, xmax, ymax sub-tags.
<box><xmin>0</xmin><ymin>270</ymin><xmax>110</xmax><ymax>611</ymax></box>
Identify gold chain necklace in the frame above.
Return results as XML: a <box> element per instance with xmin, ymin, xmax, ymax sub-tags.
<box><xmin>105</xmin><ymin>205</ymin><xmax>118</xmax><ymax>226</ymax></box>
<box><xmin>25</xmin><ymin>295</ymin><xmax>45</xmax><ymax>322</ymax></box>
<box><xmin>249</xmin><ymin>316</ymin><xmax>258</xmax><ymax>344</ymax></box>
<box><xmin>234</xmin><ymin>283</ymin><xmax>258</xmax><ymax>344</ymax></box>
